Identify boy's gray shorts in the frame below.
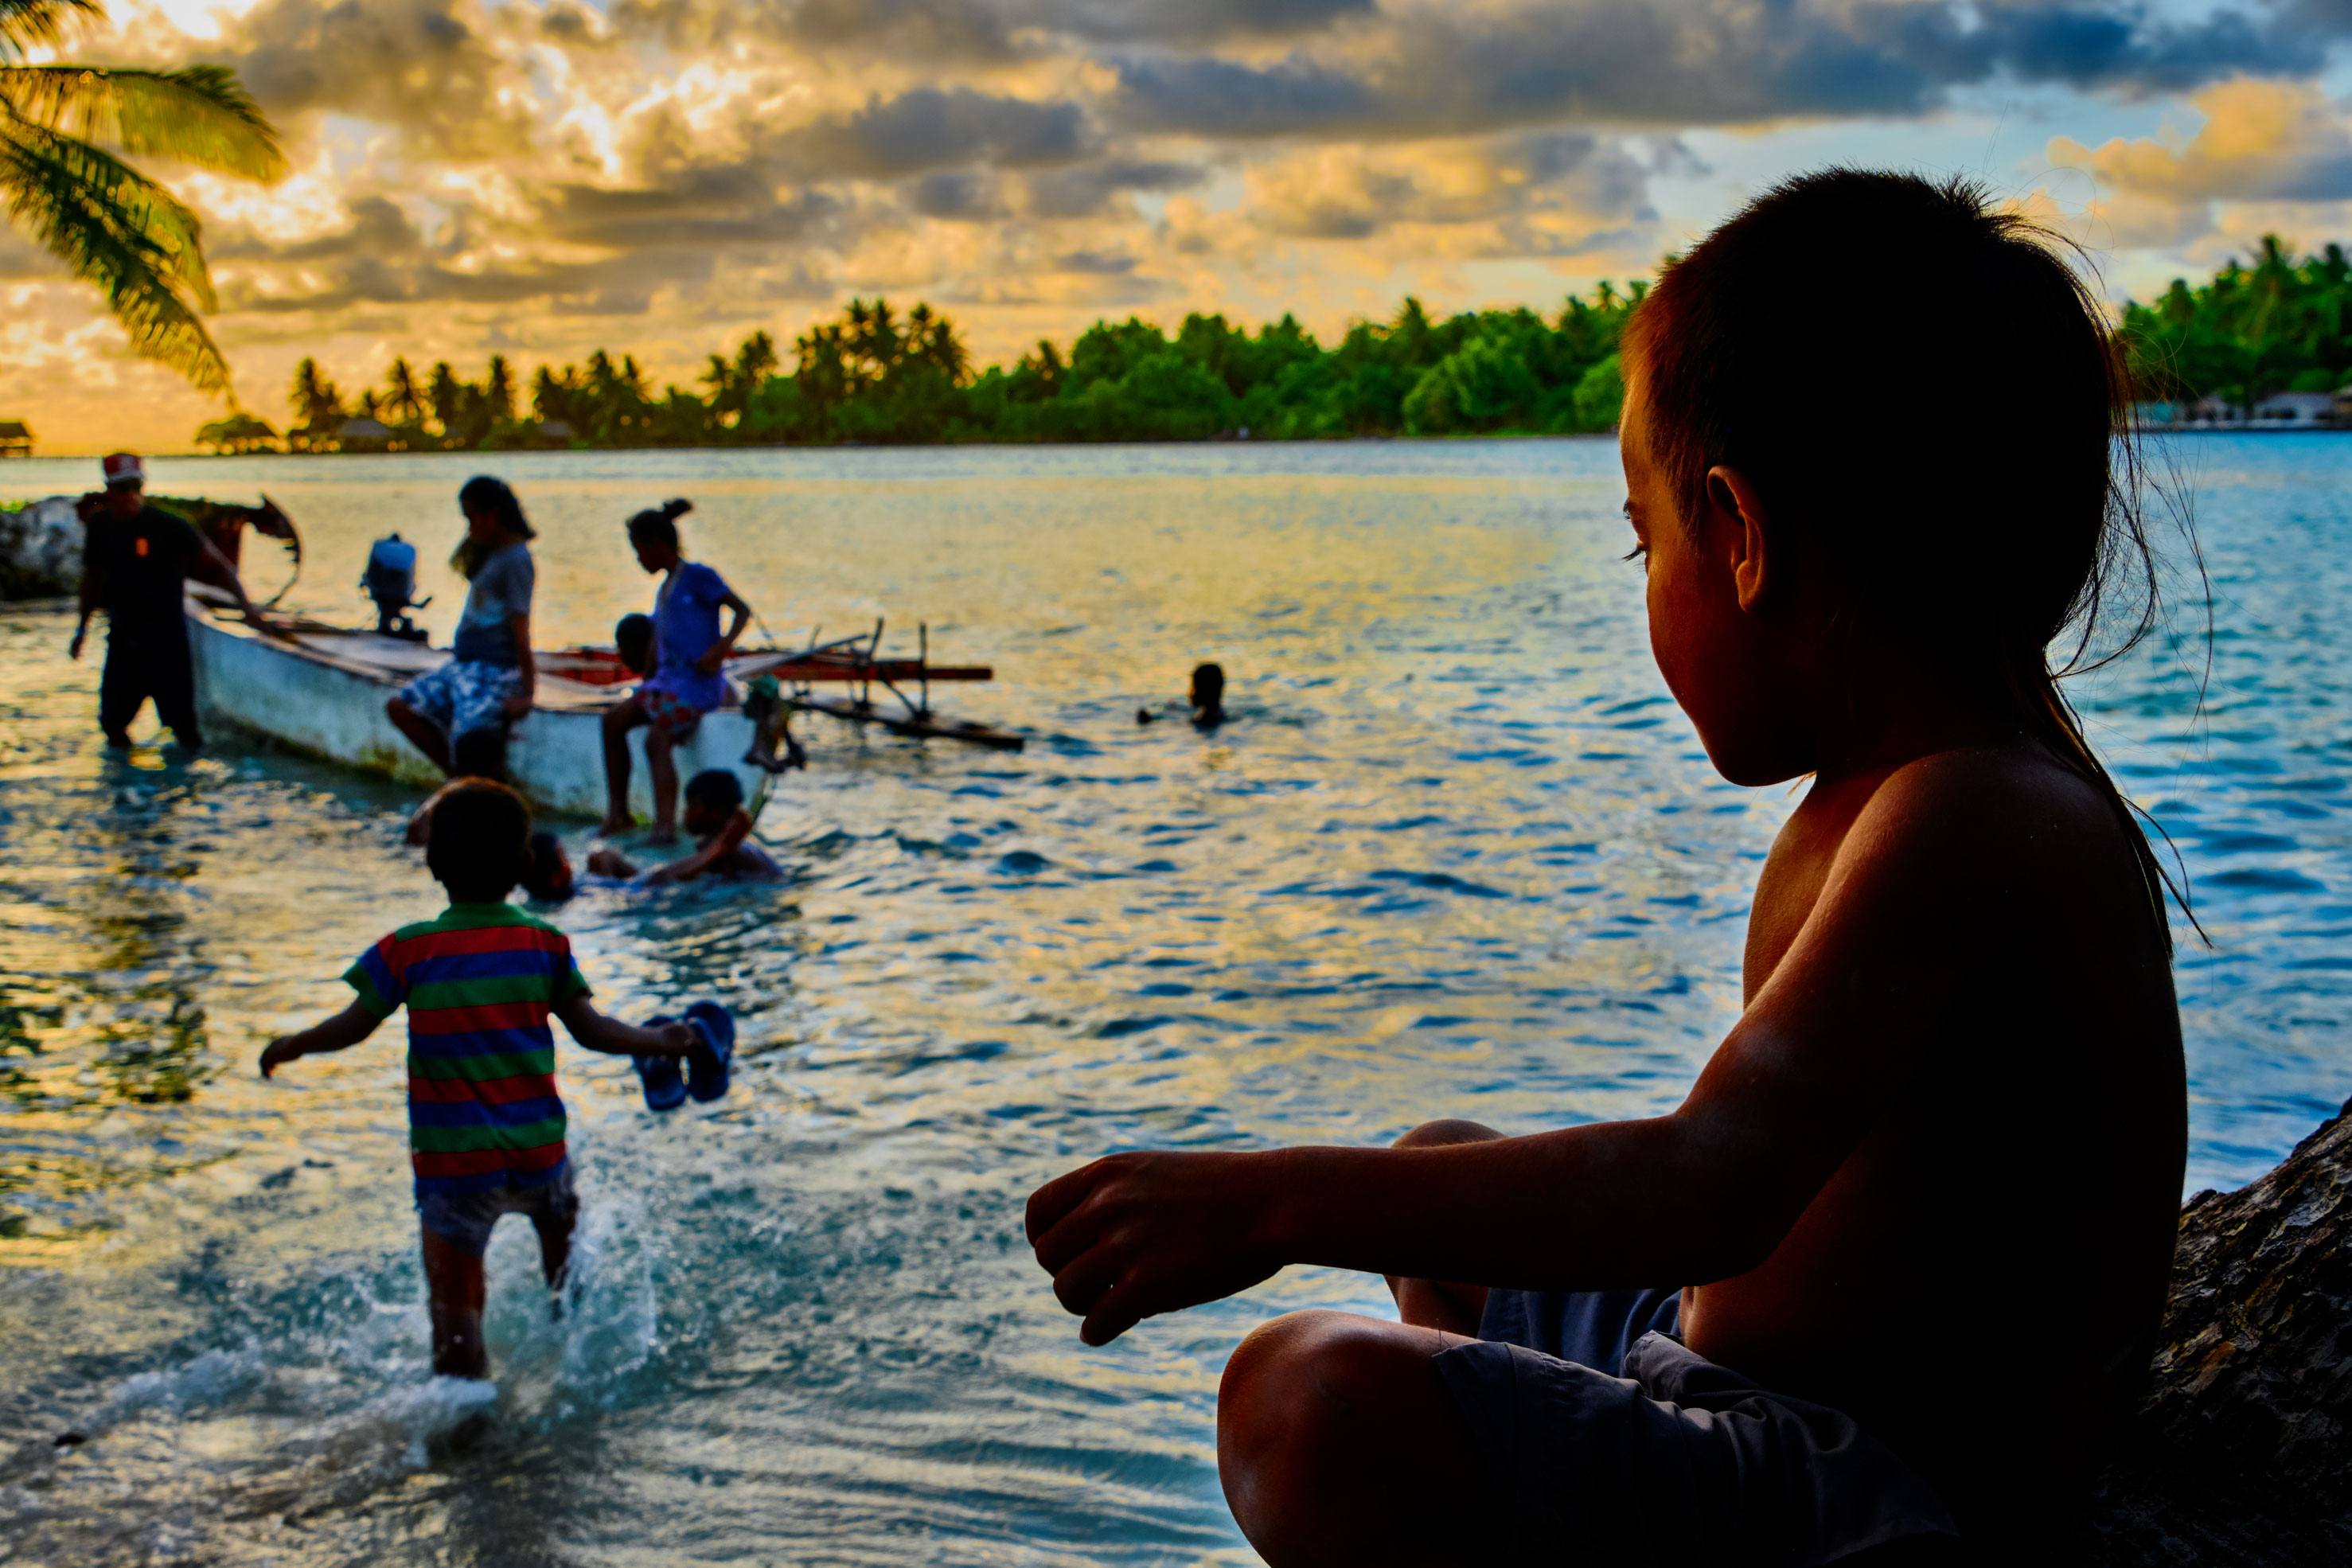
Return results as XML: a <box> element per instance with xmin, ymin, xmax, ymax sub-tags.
<box><xmin>1435</xmin><ymin>1287</ymin><xmax>1958</xmax><ymax>1566</ymax></box>
<box><xmin>416</xmin><ymin>1164</ymin><xmax>578</xmax><ymax>1257</ymax></box>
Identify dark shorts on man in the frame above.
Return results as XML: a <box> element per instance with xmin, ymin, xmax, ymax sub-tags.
<box><xmin>1434</xmin><ymin>1286</ymin><xmax>1959</xmax><ymax>1566</ymax></box>
<box><xmin>100</xmin><ymin>627</ymin><xmax>200</xmax><ymax>746</ymax></box>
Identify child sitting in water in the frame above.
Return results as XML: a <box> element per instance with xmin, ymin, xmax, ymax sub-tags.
<box><xmin>1136</xmin><ymin>661</ymin><xmax>1227</xmax><ymax>729</ymax></box>
<box><xmin>599</xmin><ymin>501</ymin><xmax>754</xmax><ymax>844</ymax></box>
<box><xmin>587</xmin><ymin>768</ymin><xmax>780</xmax><ymax>885</ymax></box>
<box><xmin>262</xmin><ymin>779</ymin><xmax>703</xmax><ymax>1379</ymax></box>
<box><xmin>1027</xmin><ymin>170</ymin><xmax>2187</xmax><ymax>1563</ymax></box>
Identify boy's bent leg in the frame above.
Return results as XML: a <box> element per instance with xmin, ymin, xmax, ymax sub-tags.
<box><xmin>645</xmin><ymin>727</ymin><xmax>679</xmax><ymax>841</ymax></box>
<box><xmin>1387</xmin><ymin>1120</ymin><xmax>1503</xmax><ymax>1336</ymax></box>
<box><xmin>600</xmin><ymin>696</ymin><xmax>645</xmax><ymax>831</ymax></box>
<box><xmin>420</xmin><ymin>1223</ymin><xmax>491</xmax><ymax>1379</ymax></box>
<box><xmin>387</xmin><ymin>697</ymin><xmax>451</xmax><ymax>774</ymax></box>
<box><xmin>1219</xmin><ymin>1310</ymin><xmax>1493</xmax><ymax>1568</ymax></box>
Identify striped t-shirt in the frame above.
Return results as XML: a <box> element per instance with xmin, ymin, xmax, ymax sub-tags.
<box><xmin>345</xmin><ymin>903</ymin><xmax>589</xmax><ymax>1198</ymax></box>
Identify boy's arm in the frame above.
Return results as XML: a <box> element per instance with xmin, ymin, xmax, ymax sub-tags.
<box><xmin>504</xmin><ymin>611</ymin><xmax>536</xmax><ymax>718</ymax></box>
<box><xmin>552</xmin><ymin>992</ymin><xmax>698</xmax><ymax>1056</ymax></box>
<box><xmin>260</xmin><ymin>1002</ymin><xmax>380</xmax><ymax>1078</ymax></box>
<box><xmin>1028</xmin><ymin>751</ymin><xmax>2114</xmax><ymax>1344</ymax></box>
<box><xmin>642</xmin><ymin>807</ymin><xmax>752</xmax><ymax>885</ymax></box>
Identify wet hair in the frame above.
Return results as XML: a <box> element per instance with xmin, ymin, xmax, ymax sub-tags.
<box><xmin>425</xmin><ymin>779</ymin><xmax>532</xmax><ymax>902</ymax></box>
<box><xmin>453</xmin><ymin>475</ymin><xmax>534</xmax><ymax>579</ymax></box>
<box><xmin>626</xmin><ymin>497</ymin><xmax>693</xmax><ymax>552</ymax></box>
<box><xmin>615</xmin><ymin>612</ymin><xmax>655</xmax><ymax>676</ymax></box>
<box><xmin>1624</xmin><ymin>168</ymin><xmax>2185</xmax><ymax>950</ymax></box>
<box><xmin>521</xmin><ymin>829</ymin><xmax>573</xmax><ymax>902</ymax></box>
<box><xmin>684</xmin><ymin>768</ymin><xmax>743</xmax><ymax>817</ymax></box>
<box><xmin>1191</xmin><ymin>662</ymin><xmax>1225</xmax><ymax>708</ymax></box>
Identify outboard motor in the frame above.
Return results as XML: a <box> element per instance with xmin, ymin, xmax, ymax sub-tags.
<box><xmin>362</xmin><ymin>533</ymin><xmax>428</xmax><ymax>638</ymax></box>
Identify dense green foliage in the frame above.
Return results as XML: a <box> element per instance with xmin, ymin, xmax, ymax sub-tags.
<box><xmin>239</xmin><ymin>287</ymin><xmax>1643</xmax><ymax>452</ymax></box>
<box><xmin>2123</xmin><ymin>236</ymin><xmax>2352</xmax><ymax>408</ymax></box>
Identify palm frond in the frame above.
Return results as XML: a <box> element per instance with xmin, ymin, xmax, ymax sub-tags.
<box><xmin>0</xmin><ymin>117</ymin><xmax>230</xmax><ymax>392</ymax></box>
<box><xmin>0</xmin><ymin>0</ymin><xmax>102</xmax><ymax>64</ymax></box>
<box><xmin>0</xmin><ymin>63</ymin><xmax>285</xmax><ymax>181</ymax></box>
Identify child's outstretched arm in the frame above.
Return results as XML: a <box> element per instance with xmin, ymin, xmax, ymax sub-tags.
<box><xmin>1027</xmin><ymin>749</ymin><xmax>2161</xmax><ymax>1345</ymax></box>
<box><xmin>642</xmin><ymin>807</ymin><xmax>753</xmax><ymax>885</ymax></box>
<box><xmin>552</xmin><ymin>993</ymin><xmax>699</xmax><ymax>1057</ymax></box>
<box><xmin>260</xmin><ymin>1003</ymin><xmax>380</xmax><ymax>1078</ymax></box>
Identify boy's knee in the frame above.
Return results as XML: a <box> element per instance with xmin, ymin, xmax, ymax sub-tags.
<box><xmin>1393</xmin><ymin>1117</ymin><xmax>1504</xmax><ymax>1150</ymax></box>
<box><xmin>1219</xmin><ymin>1313</ymin><xmax>1463</xmax><ymax>1561</ymax></box>
<box><xmin>1219</xmin><ymin>1313</ymin><xmax>1408</xmax><ymax>1482</ymax></box>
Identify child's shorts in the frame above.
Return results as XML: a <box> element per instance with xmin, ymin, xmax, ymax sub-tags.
<box><xmin>640</xmin><ymin>686</ymin><xmax>706</xmax><ymax>743</ymax></box>
<box><xmin>416</xmin><ymin>1164</ymin><xmax>578</xmax><ymax>1256</ymax></box>
<box><xmin>1435</xmin><ymin>1287</ymin><xmax>1959</xmax><ymax>1566</ymax></box>
<box><xmin>398</xmin><ymin>659</ymin><xmax>524</xmax><ymax>740</ymax></box>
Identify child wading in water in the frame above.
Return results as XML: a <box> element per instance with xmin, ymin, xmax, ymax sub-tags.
<box><xmin>1027</xmin><ymin>170</ymin><xmax>2187</xmax><ymax>1562</ymax></box>
<box><xmin>263</xmin><ymin>781</ymin><xmax>703</xmax><ymax>1379</ymax></box>
<box><xmin>600</xmin><ymin>500</ymin><xmax>753</xmax><ymax>843</ymax></box>
<box><xmin>587</xmin><ymin>768</ymin><xmax>781</xmax><ymax>885</ymax></box>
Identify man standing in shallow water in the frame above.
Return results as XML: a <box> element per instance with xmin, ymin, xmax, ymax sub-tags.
<box><xmin>68</xmin><ymin>452</ymin><xmax>255</xmax><ymax>751</ymax></box>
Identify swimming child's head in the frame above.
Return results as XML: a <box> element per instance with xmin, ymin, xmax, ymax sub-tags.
<box><xmin>615</xmin><ymin>612</ymin><xmax>655</xmax><ymax>677</ymax></box>
<box><xmin>522</xmin><ymin>829</ymin><xmax>575</xmax><ymax>901</ymax></box>
<box><xmin>627</xmin><ymin>498</ymin><xmax>693</xmax><ymax>572</ymax></box>
<box><xmin>682</xmin><ymin>767</ymin><xmax>743</xmax><ymax>835</ymax></box>
<box><xmin>1190</xmin><ymin>662</ymin><xmax>1225</xmax><ymax>712</ymax></box>
<box><xmin>1619</xmin><ymin>169</ymin><xmax>2142</xmax><ymax>782</ymax></box>
<box><xmin>425</xmin><ymin>778</ymin><xmax>533</xmax><ymax>903</ymax></box>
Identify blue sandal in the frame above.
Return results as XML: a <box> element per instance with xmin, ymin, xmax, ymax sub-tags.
<box><xmin>634</xmin><ymin>1016</ymin><xmax>688</xmax><ymax>1112</ymax></box>
<box><xmin>685</xmin><ymin>1001</ymin><xmax>735</xmax><ymax>1102</ymax></box>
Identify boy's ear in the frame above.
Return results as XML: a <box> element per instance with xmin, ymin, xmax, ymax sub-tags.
<box><xmin>1706</xmin><ymin>465</ymin><xmax>1773</xmax><ymax>614</ymax></box>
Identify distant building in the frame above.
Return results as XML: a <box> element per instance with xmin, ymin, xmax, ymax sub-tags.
<box><xmin>2186</xmin><ymin>396</ymin><xmax>2248</xmax><ymax>426</ymax></box>
<box><xmin>2252</xmin><ymin>392</ymin><xmax>2335</xmax><ymax>427</ymax></box>
<box><xmin>0</xmin><ymin>420</ymin><xmax>32</xmax><ymax>458</ymax></box>
<box><xmin>337</xmin><ymin>415</ymin><xmax>396</xmax><ymax>453</ymax></box>
<box><xmin>536</xmin><ymin>420</ymin><xmax>576</xmax><ymax>444</ymax></box>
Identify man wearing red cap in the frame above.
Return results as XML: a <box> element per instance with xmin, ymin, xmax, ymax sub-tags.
<box><xmin>69</xmin><ymin>452</ymin><xmax>254</xmax><ymax>751</ymax></box>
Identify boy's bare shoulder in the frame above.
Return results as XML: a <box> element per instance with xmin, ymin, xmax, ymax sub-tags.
<box><xmin>1845</xmin><ymin>742</ymin><xmax>2145</xmax><ymax>908</ymax></box>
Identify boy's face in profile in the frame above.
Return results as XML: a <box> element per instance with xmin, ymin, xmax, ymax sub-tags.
<box><xmin>1619</xmin><ymin>366</ymin><xmax>1805</xmax><ymax>788</ymax></box>
<box><xmin>682</xmin><ymin>797</ymin><xmax>727</xmax><ymax>837</ymax></box>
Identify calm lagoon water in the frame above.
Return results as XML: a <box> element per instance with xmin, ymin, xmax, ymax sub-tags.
<box><xmin>0</xmin><ymin>435</ymin><xmax>2347</xmax><ymax>1564</ymax></box>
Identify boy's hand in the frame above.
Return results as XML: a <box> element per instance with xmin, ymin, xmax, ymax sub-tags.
<box><xmin>658</xmin><ymin>1020</ymin><xmax>699</xmax><ymax>1055</ymax></box>
<box><xmin>259</xmin><ymin>1036</ymin><xmax>304</xmax><ymax>1078</ymax></box>
<box><xmin>1026</xmin><ymin>1150</ymin><xmax>1287</xmax><ymax>1346</ymax></box>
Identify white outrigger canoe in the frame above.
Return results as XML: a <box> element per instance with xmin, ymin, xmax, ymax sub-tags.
<box><xmin>187</xmin><ymin>589</ymin><xmax>1020</xmax><ymax>817</ymax></box>
<box><xmin>186</xmin><ymin>589</ymin><xmax>777</xmax><ymax>820</ymax></box>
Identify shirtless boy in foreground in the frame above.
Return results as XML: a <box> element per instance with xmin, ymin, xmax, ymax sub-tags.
<box><xmin>1028</xmin><ymin>170</ymin><xmax>2186</xmax><ymax>1564</ymax></box>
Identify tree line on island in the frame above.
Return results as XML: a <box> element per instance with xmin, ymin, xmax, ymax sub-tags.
<box><xmin>2121</xmin><ymin>236</ymin><xmax>2352</xmax><ymax>412</ymax></box>
<box><xmin>196</xmin><ymin>289</ymin><xmax>1640</xmax><ymax>453</ymax></box>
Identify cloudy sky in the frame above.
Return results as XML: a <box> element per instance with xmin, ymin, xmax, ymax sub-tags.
<box><xmin>7</xmin><ymin>0</ymin><xmax>2350</xmax><ymax>452</ymax></box>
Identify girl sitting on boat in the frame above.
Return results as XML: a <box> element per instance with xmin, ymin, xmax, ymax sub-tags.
<box><xmin>599</xmin><ymin>499</ymin><xmax>754</xmax><ymax>843</ymax></box>
<box><xmin>386</xmin><ymin>476</ymin><xmax>537</xmax><ymax>781</ymax></box>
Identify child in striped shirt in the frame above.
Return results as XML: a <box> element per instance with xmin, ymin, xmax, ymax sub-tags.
<box><xmin>263</xmin><ymin>779</ymin><xmax>703</xmax><ymax>1379</ymax></box>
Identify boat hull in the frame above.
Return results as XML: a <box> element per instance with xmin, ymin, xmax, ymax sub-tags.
<box><xmin>188</xmin><ymin>610</ymin><xmax>772</xmax><ymax>820</ymax></box>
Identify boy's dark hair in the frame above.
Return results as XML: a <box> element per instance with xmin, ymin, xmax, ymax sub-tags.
<box><xmin>425</xmin><ymin>779</ymin><xmax>532</xmax><ymax>901</ymax></box>
<box><xmin>522</xmin><ymin>829</ymin><xmax>572</xmax><ymax>901</ymax></box>
<box><xmin>626</xmin><ymin>497</ymin><xmax>693</xmax><ymax>552</ymax></box>
<box><xmin>615</xmin><ymin>612</ymin><xmax>655</xmax><ymax>676</ymax></box>
<box><xmin>684</xmin><ymin>767</ymin><xmax>743</xmax><ymax>816</ymax></box>
<box><xmin>1191</xmin><ymin>662</ymin><xmax>1225</xmax><ymax>706</ymax></box>
<box><xmin>1625</xmin><ymin>168</ymin><xmax>2182</xmax><ymax>950</ymax></box>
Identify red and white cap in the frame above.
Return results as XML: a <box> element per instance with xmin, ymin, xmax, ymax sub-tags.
<box><xmin>101</xmin><ymin>451</ymin><xmax>145</xmax><ymax>488</ymax></box>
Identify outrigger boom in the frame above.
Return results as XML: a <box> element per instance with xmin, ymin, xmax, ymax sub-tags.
<box><xmin>731</xmin><ymin>620</ymin><xmax>1024</xmax><ymax>751</ymax></box>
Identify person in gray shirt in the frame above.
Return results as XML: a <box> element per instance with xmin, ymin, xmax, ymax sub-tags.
<box><xmin>387</xmin><ymin>477</ymin><xmax>539</xmax><ymax>780</ymax></box>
